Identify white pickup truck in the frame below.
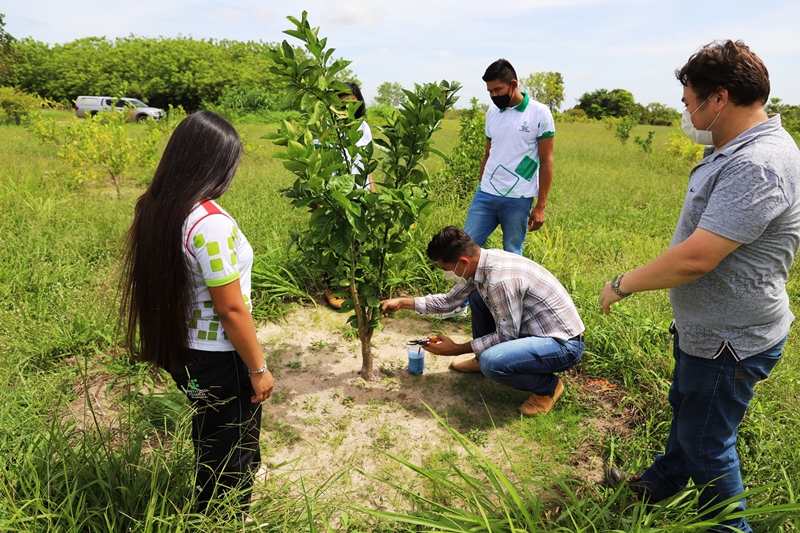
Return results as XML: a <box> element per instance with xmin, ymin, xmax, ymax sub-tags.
<box><xmin>74</xmin><ymin>96</ymin><xmax>164</xmax><ymax>122</ymax></box>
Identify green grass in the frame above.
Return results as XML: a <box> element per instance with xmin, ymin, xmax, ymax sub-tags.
<box><xmin>1</xmin><ymin>113</ymin><xmax>799</xmax><ymax>531</ymax></box>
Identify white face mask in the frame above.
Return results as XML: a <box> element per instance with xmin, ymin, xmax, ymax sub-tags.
<box><xmin>443</xmin><ymin>259</ymin><xmax>470</xmax><ymax>284</ymax></box>
<box><xmin>681</xmin><ymin>93</ymin><xmax>721</xmax><ymax>145</ymax></box>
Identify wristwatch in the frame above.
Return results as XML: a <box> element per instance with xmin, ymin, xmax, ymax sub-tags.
<box><xmin>610</xmin><ymin>274</ymin><xmax>631</xmax><ymax>298</ymax></box>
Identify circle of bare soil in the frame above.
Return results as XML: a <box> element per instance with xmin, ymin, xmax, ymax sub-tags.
<box><xmin>254</xmin><ymin>303</ymin><xmax>634</xmax><ymax>508</ymax></box>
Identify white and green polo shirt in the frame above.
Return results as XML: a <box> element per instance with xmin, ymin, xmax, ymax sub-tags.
<box><xmin>183</xmin><ymin>200</ymin><xmax>253</xmax><ymax>351</ymax></box>
<box><xmin>481</xmin><ymin>92</ymin><xmax>555</xmax><ymax>198</ymax></box>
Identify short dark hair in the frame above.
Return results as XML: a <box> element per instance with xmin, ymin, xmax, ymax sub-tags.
<box><xmin>426</xmin><ymin>226</ymin><xmax>479</xmax><ymax>264</ymax></box>
<box><xmin>676</xmin><ymin>40</ymin><xmax>770</xmax><ymax>106</ymax></box>
<box><xmin>341</xmin><ymin>81</ymin><xmax>366</xmax><ymax>119</ymax></box>
<box><xmin>482</xmin><ymin>59</ymin><xmax>517</xmax><ymax>85</ymax></box>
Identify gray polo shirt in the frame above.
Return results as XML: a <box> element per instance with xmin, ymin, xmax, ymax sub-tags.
<box><xmin>669</xmin><ymin>114</ymin><xmax>800</xmax><ymax>359</ymax></box>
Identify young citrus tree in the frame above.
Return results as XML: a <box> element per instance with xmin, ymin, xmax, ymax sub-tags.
<box><xmin>268</xmin><ymin>12</ymin><xmax>460</xmax><ymax>380</ymax></box>
<box><xmin>26</xmin><ymin>105</ymin><xmax>185</xmax><ymax>198</ymax></box>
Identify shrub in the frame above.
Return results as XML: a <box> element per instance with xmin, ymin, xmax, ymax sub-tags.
<box><xmin>766</xmin><ymin>97</ymin><xmax>800</xmax><ymax>137</ymax></box>
<box><xmin>25</xmin><ymin>107</ymin><xmax>185</xmax><ymax>197</ymax></box>
<box><xmin>640</xmin><ymin>102</ymin><xmax>680</xmax><ymax>126</ymax></box>
<box><xmin>666</xmin><ymin>130</ymin><xmax>705</xmax><ymax>164</ymax></box>
<box><xmin>0</xmin><ymin>86</ymin><xmax>46</xmax><ymax>124</ymax></box>
<box><xmin>203</xmin><ymin>85</ymin><xmax>299</xmax><ymax>124</ymax></box>
<box><xmin>557</xmin><ymin>108</ymin><xmax>592</xmax><ymax>123</ymax></box>
<box><xmin>366</xmin><ymin>104</ymin><xmax>398</xmax><ymax>126</ymax></box>
<box><xmin>604</xmin><ymin>114</ymin><xmax>640</xmax><ymax>144</ymax></box>
<box><xmin>634</xmin><ymin>130</ymin><xmax>655</xmax><ymax>153</ymax></box>
<box><xmin>437</xmin><ymin>97</ymin><xmax>485</xmax><ymax>198</ymax></box>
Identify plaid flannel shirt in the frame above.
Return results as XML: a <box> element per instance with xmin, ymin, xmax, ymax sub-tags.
<box><xmin>414</xmin><ymin>248</ymin><xmax>584</xmax><ymax>356</ymax></box>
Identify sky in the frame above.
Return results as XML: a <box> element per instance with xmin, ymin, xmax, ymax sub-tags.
<box><xmin>5</xmin><ymin>0</ymin><xmax>800</xmax><ymax>110</ymax></box>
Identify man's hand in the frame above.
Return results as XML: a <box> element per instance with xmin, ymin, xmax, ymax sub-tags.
<box><xmin>529</xmin><ymin>204</ymin><xmax>546</xmax><ymax>231</ymax></box>
<box><xmin>380</xmin><ymin>298</ymin><xmax>401</xmax><ymax>316</ymax></box>
<box><xmin>250</xmin><ymin>370</ymin><xmax>274</xmax><ymax>403</ymax></box>
<box><xmin>422</xmin><ymin>334</ymin><xmax>472</xmax><ymax>356</ymax></box>
<box><xmin>599</xmin><ymin>282</ymin><xmax>624</xmax><ymax>316</ymax></box>
<box><xmin>380</xmin><ymin>297</ymin><xmax>413</xmax><ymax>317</ymax></box>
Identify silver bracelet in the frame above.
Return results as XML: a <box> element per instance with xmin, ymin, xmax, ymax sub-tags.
<box><xmin>249</xmin><ymin>362</ymin><xmax>268</xmax><ymax>375</ymax></box>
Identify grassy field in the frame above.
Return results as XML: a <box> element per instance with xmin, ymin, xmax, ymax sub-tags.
<box><xmin>1</xmin><ymin>110</ymin><xmax>799</xmax><ymax>531</ymax></box>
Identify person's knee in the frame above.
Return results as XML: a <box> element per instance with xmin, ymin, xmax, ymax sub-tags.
<box><xmin>478</xmin><ymin>353</ymin><xmax>495</xmax><ymax>377</ymax></box>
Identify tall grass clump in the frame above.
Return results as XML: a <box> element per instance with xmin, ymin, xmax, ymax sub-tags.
<box><xmin>354</xmin><ymin>406</ymin><xmax>800</xmax><ymax>532</ymax></box>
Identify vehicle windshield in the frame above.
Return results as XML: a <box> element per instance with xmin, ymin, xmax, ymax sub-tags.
<box><xmin>122</xmin><ymin>99</ymin><xmax>148</xmax><ymax>108</ymax></box>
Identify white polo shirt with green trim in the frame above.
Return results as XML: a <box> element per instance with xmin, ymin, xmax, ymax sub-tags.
<box><xmin>183</xmin><ymin>200</ymin><xmax>253</xmax><ymax>351</ymax></box>
<box><xmin>481</xmin><ymin>92</ymin><xmax>555</xmax><ymax>198</ymax></box>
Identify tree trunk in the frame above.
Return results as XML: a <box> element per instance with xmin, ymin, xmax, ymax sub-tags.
<box><xmin>349</xmin><ymin>245</ymin><xmax>374</xmax><ymax>381</ymax></box>
<box><xmin>358</xmin><ymin>326</ymin><xmax>373</xmax><ymax>381</ymax></box>
<box><xmin>352</xmin><ymin>284</ymin><xmax>373</xmax><ymax>380</ymax></box>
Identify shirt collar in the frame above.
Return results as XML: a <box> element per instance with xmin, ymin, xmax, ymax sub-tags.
<box><xmin>702</xmin><ymin>114</ymin><xmax>782</xmax><ymax>162</ymax></box>
<box><xmin>473</xmin><ymin>249</ymin><xmax>489</xmax><ymax>284</ymax></box>
<box><xmin>500</xmin><ymin>91</ymin><xmax>530</xmax><ymax>113</ymax></box>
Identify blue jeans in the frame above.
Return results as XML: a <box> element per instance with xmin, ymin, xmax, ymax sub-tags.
<box><xmin>464</xmin><ymin>190</ymin><xmax>533</xmax><ymax>255</ymax></box>
<box><xmin>641</xmin><ymin>332</ymin><xmax>786</xmax><ymax>533</ymax></box>
<box><xmin>469</xmin><ymin>290</ymin><xmax>583</xmax><ymax>395</ymax></box>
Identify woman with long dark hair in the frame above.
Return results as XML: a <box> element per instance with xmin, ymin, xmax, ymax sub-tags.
<box><xmin>120</xmin><ymin>111</ymin><xmax>274</xmax><ymax>517</ymax></box>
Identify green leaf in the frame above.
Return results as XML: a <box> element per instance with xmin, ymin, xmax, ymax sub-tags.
<box><xmin>282</xmin><ymin>160</ymin><xmax>308</xmax><ymax>173</ymax></box>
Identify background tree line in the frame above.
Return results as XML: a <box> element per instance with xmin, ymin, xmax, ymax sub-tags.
<box><xmin>0</xmin><ymin>30</ymin><xmax>356</xmax><ymax>113</ymax></box>
<box><xmin>1</xmin><ymin>13</ymin><xmax>797</xmax><ymax>135</ymax></box>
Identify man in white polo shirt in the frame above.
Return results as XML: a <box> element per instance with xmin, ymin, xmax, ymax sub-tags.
<box><xmin>464</xmin><ymin>58</ymin><xmax>555</xmax><ymax>256</ymax></box>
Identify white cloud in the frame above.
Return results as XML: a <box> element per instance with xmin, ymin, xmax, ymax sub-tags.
<box><xmin>320</xmin><ymin>1</ymin><xmax>381</xmax><ymax>28</ymax></box>
<box><xmin>434</xmin><ymin>50</ymin><xmax>454</xmax><ymax>59</ymax></box>
<box><xmin>217</xmin><ymin>8</ymin><xmax>244</xmax><ymax>21</ymax></box>
<box><xmin>252</xmin><ymin>6</ymin><xmax>274</xmax><ymax>21</ymax></box>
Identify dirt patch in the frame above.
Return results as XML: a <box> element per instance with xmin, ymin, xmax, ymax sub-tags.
<box><xmin>567</xmin><ymin>374</ymin><xmax>634</xmax><ymax>484</ymax></box>
<box><xmin>64</xmin><ymin>302</ymin><xmax>634</xmax><ymax>508</ymax></box>
<box><xmin>255</xmin><ymin>303</ymin><xmax>632</xmax><ymax>502</ymax></box>
<box><xmin>67</xmin><ymin>359</ymin><xmax>126</xmax><ymax>432</ymax></box>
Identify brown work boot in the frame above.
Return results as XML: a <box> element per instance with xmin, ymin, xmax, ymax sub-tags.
<box><xmin>604</xmin><ymin>467</ymin><xmax>653</xmax><ymax>499</ymax></box>
<box><xmin>449</xmin><ymin>357</ymin><xmax>481</xmax><ymax>373</ymax></box>
<box><xmin>324</xmin><ymin>289</ymin><xmax>345</xmax><ymax>310</ymax></box>
<box><xmin>519</xmin><ymin>379</ymin><xmax>565</xmax><ymax>416</ymax></box>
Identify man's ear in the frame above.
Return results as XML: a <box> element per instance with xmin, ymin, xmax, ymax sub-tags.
<box><xmin>713</xmin><ymin>87</ymin><xmax>729</xmax><ymax>111</ymax></box>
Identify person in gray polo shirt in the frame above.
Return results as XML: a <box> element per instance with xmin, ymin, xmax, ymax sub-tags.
<box><xmin>599</xmin><ymin>40</ymin><xmax>800</xmax><ymax>533</ymax></box>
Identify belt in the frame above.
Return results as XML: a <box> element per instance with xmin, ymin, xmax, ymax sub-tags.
<box><xmin>569</xmin><ymin>334</ymin><xmax>584</xmax><ymax>342</ymax></box>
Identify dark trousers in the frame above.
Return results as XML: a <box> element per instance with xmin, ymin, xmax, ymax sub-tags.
<box><xmin>469</xmin><ymin>289</ymin><xmax>496</xmax><ymax>338</ymax></box>
<box><xmin>170</xmin><ymin>349</ymin><xmax>262</xmax><ymax>513</ymax></box>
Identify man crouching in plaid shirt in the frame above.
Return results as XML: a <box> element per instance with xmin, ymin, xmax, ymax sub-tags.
<box><xmin>381</xmin><ymin>226</ymin><xmax>585</xmax><ymax>416</ymax></box>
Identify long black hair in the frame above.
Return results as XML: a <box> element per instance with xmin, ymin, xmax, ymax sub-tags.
<box><xmin>120</xmin><ymin>111</ymin><xmax>243</xmax><ymax>370</ymax></box>
<box><xmin>342</xmin><ymin>81</ymin><xmax>366</xmax><ymax>119</ymax></box>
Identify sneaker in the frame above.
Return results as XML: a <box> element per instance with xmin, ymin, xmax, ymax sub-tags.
<box><xmin>324</xmin><ymin>289</ymin><xmax>346</xmax><ymax>310</ymax></box>
<box><xmin>449</xmin><ymin>357</ymin><xmax>481</xmax><ymax>373</ymax></box>
<box><xmin>434</xmin><ymin>305</ymin><xmax>470</xmax><ymax>320</ymax></box>
<box><xmin>604</xmin><ymin>467</ymin><xmax>653</xmax><ymax>499</ymax></box>
<box><xmin>518</xmin><ymin>379</ymin><xmax>564</xmax><ymax>416</ymax></box>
